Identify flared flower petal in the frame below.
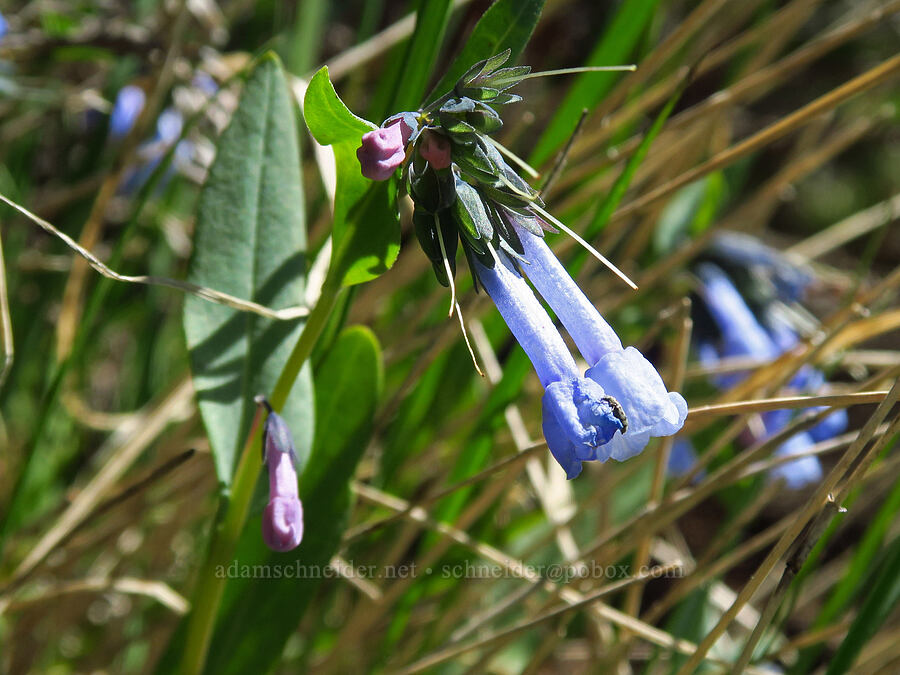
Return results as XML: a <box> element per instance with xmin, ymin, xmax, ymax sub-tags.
<box><xmin>512</xmin><ymin>225</ymin><xmax>687</xmax><ymax>460</ymax></box>
<box><xmin>542</xmin><ymin>378</ymin><xmax>624</xmax><ymax>478</ymax></box>
<box><xmin>476</xmin><ymin>255</ymin><xmax>628</xmax><ymax>477</ymax></box>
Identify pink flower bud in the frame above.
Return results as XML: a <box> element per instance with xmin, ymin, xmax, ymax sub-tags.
<box><xmin>262</xmin><ymin>450</ymin><xmax>304</xmax><ymax>552</ymax></box>
<box><xmin>357</xmin><ymin>119</ymin><xmax>411</xmax><ymax>181</ymax></box>
<box><xmin>419</xmin><ymin>130</ymin><xmax>452</xmax><ymax>169</ymax></box>
<box><xmin>258</xmin><ymin>401</ymin><xmax>304</xmax><ymax>552</ymax></box>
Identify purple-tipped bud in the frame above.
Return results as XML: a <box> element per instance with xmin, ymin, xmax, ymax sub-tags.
<box><xmin>419</xmin><ymin>130</ymin><xmax>452</xmax><ymax>169</ymax></box>
<box><xmin>357</xmin><ymin>119</ymin><xmax>411</xmax><ymax>181</ymax></box>
<box><xmin>259</xmin><ymin>401</ymin><xmax>303</xmax><ymax>552</ymax></box>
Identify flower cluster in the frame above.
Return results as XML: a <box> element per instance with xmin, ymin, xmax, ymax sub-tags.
<box><xmin>688</xmin><ymin>236</ymin><xmax>847</xmax><ymax>488</ymax></box>
<box><xmin>356</xmin><ymin>51</ymin><xmax>687</xmax><ymax>477</ymax></box>
<box><xmin>257</xmin><ymin>398</ymin><xmax>304</xmax><ymax>551</ymax></box>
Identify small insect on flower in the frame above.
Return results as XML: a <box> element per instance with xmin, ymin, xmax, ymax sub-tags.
<box><xmin>256</xmin><ymin>396</ymin><xmax>304</xmax><ymax>552</ymax></box>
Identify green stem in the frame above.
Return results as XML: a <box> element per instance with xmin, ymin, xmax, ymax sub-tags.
<box><xmin>177</xmin><ymin>278</ymin><xmax>341</xmax><ymax>675</ymax></box>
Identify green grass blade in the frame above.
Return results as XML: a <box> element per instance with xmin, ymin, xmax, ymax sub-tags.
<box><xmin>528</xmin><ymin>0</ymin><xmax>661</xmax><ymax>166</ymax></box>
<box><xmin>385</xmin><ymin>0</ymin><xmax>453</xmax><ymax>116</ymax></box>
<box><xmin>824</xmin><ymin>533</ymin><xmax>900</xmax><ymax>675</ymax></box>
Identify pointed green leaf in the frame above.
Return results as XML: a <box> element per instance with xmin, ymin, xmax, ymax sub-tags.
<box><xmin>304</xmin><ymin>67</ymin><xmax>401</xmax><ymax>286</ymax></box>
<box><xmin>184</xmin><ymin>54</ymin><xmax>314</xmax><ymax>487</ymax></box>
<box><xmin>453</xmin><ymin>176</ymin><xmax>492</xmax><ymax>241</ymax></box>
<box><xmin>427</xmin><ymin>0</ymin><xmax>544</xmax><ymax>103</ymax></box>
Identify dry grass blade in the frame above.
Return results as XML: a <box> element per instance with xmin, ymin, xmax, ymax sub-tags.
<box><xmin>788</xmin><ymin>191</ymin><xmax>900</xmax><ymax>259</ymax></box>
<box><xmin>0</xmin><ymin>194</ymin><xmax>310</xmax><ymax>321</ymax></box>
<box><xmin>395</xmin><ymin>563</ymin><xmax>683</xmax><ymax>674</ymax></box>
<box><xmin>609</xmin><ymin>53</ymin><xmax>900</xmax><ymax>225</ymax></box>
<box><xmin>687</xmin><ymin>390</ymin><xmax>891</xmax><ymax>420</ymax></box>
<box><xmin>623</xmin><ymin>300</ymin><xmax>691</xmax><ymax>624</ymax></box>
<box><xmin>0</xmin><ymin>576</ymin><xmax>189</xmax><ymax>615</ymax></box>
<box><xmin>0</xmin><ymin>379</ymin><xmax>194</xmax><ymax>596</ymax></box>
<box><xmin>675</xmin><ymin>377</ymin><xmax>900</xmax><ymax>674</ymax></box>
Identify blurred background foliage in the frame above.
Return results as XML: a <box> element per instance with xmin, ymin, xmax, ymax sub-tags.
<box><xmin>0</xmin><ymin>0</ymin><xmax>899</xmax><ymax>673</ymax></box>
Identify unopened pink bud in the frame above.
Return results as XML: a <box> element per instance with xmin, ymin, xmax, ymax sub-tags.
<box><xmin>258</xmin><ymin>401</ymin><xmax>304</xmax><ymax>552</ymax></box>
<box><xmin>357</xmin><ymin>119</ymin><xmax>411</xmax><ymax>181</ymax></box>
<box><xmin>419</xmin><ymin>130</ymin><xmax>452</xmax><ymax>169</ymax></box>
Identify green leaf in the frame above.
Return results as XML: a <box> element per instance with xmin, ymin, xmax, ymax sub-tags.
<box><xmin>303</xmin><ymin>67</ymin><xmax>375</xmax><ymax>144</ymax></box>
<box><xmin>529</xmin><ymin>0</ymin><xmax>661</xmax><ymax>166</ymax></box>
<box><xmin>453</xmin><ymin>176</ymin><xmax>492</xmax><ymax>241</ymax></box>
<box><xmin>304</xmin><ymin>67</ymin><xmax>401</xmax><ymax>286</ymax></box>
<box><xmin>183</xmin><ymin>53</ymin><xmax>314</xmax><ymax>487</ymax></box>
<box><xmin>426</xmin><ymin>0</ymin><xmax>545</xmax><ymax>104</ymax></box>
<box><xmin>825</xmin><ymin>534</ymin><xmax>900</xmax><ymax>675</ymax></box>
<box><xmin>200</xmin><ymin>326</ymin><xmax>383</xmax><ymax>675</ymax></box>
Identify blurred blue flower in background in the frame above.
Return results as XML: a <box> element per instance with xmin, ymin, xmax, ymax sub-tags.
<box><xmin>118</xmin><ymin>107</ymin><xmax>193</xmax><ymax>195</ymax></box>
<box><xmin>0</xmin><ymin>12</ymin><xmax>8</xmax><ymax>41</ymax></box>
<box><xmin>692</xmin><ymin>257</ymin><xmax>846</xmax><ymax>488</ymax></box>
<box><xmin>667</xmin><ymin>439</ymin><xmax>704</xmax><ymax>480</ymax></box>
<box><xmin>708</xmin><ymin>231</ymin><xmax>814</xmax><ymax>302</ymax></box>
<box><xmin>109</xmin><ymin>84</ymin><xmax>146</xmax><ymax>139</ymax></box>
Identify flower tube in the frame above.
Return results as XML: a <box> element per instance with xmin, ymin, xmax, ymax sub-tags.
<box><xmin>514</xmin><ymin>226</ymin><xmax>687</xmax><ymax>461</ymax></box>
<box><xmin>476</xmin><ymin>255</ymin><xmax>624</xmax><ymax>478</ymax></box>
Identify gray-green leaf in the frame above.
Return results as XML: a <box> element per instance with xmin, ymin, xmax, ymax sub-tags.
<box><xmin>184</xmin><ymin>53</ymin><xmax>314</xmax><ymax>487</ymax></box>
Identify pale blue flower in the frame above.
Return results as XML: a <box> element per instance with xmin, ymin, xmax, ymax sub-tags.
<box><xmin>515</xmin><ymin>226</ymin><xmax>687</xmax><ymax>462</ymax></box>
<box><xmin>695</xmin><ymin>264</ymin><xmax>825</xmax><ymax>488</ymax></box>
<box><xmin>109</xmin><ymin>85</ymin><xmax>146</xmax><ymax>139</ymax></box>
<box><xmin>476</xmin><ymin>255</ymin><xmax>624</xmax><ymax>478</ymax></box>
<box><xmin>709</xmin><ymin>231</ymin><xmax>814</xmax><ymax>301</ymax></box>
<box><xmin>668</xmin><ymin>439</ymin><xmax>703</xmax><ymax>480</ymax></box>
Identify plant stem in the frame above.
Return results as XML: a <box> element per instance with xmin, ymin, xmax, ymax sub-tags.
<box><xmin>177</xmin><ymin>278</ymin><xmax>341</xmax><ymax>674</ymax></box>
